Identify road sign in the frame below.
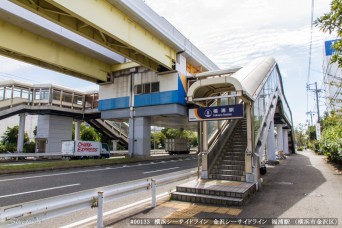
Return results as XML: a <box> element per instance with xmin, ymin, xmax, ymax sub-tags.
<box><xmin>316</xmin><ymin>123</ymin><xmax>321</xmax><ymax>140</ymax></box>
<box><xmin>188</xmin><ymin>104</ymin><xmax>244</xmax><ymax>122</ymax></box>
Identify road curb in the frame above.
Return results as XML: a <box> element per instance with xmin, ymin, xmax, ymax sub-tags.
<box><xmin>0</xmin><ymin>154</ymin><xmax>197</xmax><ymax>175</ymax></box>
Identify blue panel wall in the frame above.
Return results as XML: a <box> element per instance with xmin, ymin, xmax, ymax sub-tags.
<box><xmin>98</xmin><ymin>75</ymin><xmax>187</xmax><ymax>111</ymax></box>
<box><xmin>98</xmin><ymin>96</ymin><xmax>129</xmax><ymax>111</ymax></box>
<box><xmin>134</xmin><ymin>90</ymin><xmax>181</xmax><ymax>107</ymax></box>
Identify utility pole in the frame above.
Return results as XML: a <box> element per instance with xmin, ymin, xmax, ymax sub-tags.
<box><xmin>306</xmin><ymin>111</ymin><xmax>314</xmax><ymax>126</ymax></box>
<box><xmin>314</xmin><ymin>82</ymin><xmax>321</xmax><ymax>123</ymax></box>
<box><xmin>307</xmin><ymin>82</ymin><xmax>321</xmax><ymax>123</ymax></box>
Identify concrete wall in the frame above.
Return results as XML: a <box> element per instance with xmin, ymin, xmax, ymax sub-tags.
<box><xmin>99</xmin><ymin>73</ymin><xmax>131</xmax><ymax>100</ymax></box>
<box><xmin>98</xmin><ymin>67</ymin><xmax>186</xmax><ymax>112</ymax></box>
<box><xmin>36</xmin><ymin>115</ymin><xmax>72</xmax><ymax>153</ymax></box>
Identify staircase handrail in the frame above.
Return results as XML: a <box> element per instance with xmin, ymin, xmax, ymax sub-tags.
<box><xmin>109</xmin><ymin>121</ymin><xmax>129</xmax><ymax>137</ymax></box>
<box><xmin>101</xmin><ymin>120</ymin><xmax>128</xmax><ymax>141</ymax></box>
<box><xmin>207</xmin><ymin>119</ymin><xmax>239</xmax><ymax>173</ymax></box>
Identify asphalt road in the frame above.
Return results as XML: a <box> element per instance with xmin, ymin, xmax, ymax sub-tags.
<box><xmin>0</xmin><ymin>157</ymin><xmax>197</xmax><ymax>207</ymax></box>
<box><xmin>111</xmin><ymin>150</ymin><xmax>342</xmax><ymax>228</ymax></box>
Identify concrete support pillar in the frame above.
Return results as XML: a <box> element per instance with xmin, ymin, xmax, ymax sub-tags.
<box><xmin>201</xmin><ymin>121</ymin><xmax>208</xmax><ymax>179</ymax></box>
<box><xmin>245</xmin><ymin>102</ymin><xmax>254</xmax><ymax>183</ymax></box>
<box><xmin>112</xmin><ymin>140</ymin><xmax>118</xmax><ymax>151</ymax></box>
<box><xmin>36</xmin><ymin>115</ymin><xmax>73</xmax><ymax>153</ymax></box>
<box><xmin>267</xmin><ymin>121</ymin><xmax>276</xmax><ymax>161</ymax></box>
<box><xmin>17</xmin><ymin>113</ymin><xmax>26</xmax><ymax>153</ymax></box>
<box><xmin>74</xmin><ymin>120</ymin><xmax>81</xmax><ymax>140</ymax></box>
<box><xmin>128</xmin><ymin>116</ymin><xmax>151</xmax><ymax>158</ymax></box>
<box><xmin>276</xmin><ymin>125</ymin><xmax>284</xmax><ymax>152</ymax></box>
<box><xmin>283</xmin><ymin>129</ymin><xmax>289</xmax><ymax>155</ymax></box>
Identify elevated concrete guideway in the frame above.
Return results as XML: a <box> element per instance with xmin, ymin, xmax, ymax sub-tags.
<box><xmin>1</xmin><ymin>0</ymin><xmax>218</xmax><ymax>83</ymax></box>
<box><xmin>0</xmin><ymin>0</ymin><xmax>295</xmax><ymax>202</ymax></box>
<box><xmin>0</xmin><ymin>0</ymin><xmax>219</xmax><ymax>156</ymax></box>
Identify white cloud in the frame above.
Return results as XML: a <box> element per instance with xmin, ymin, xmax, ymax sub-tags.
<box><xmin>144</xmin><ymin>0</ymin><xmax>334</xmax><ymax>125</ymax></box>
<box><xmin>0</xmin><ymin>56</ymin><xmax>32</xmax><ymax>74</ymax></box>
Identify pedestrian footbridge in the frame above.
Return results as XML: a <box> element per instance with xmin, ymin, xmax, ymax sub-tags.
<box><xmin>0</xmin><ymin>80</ymin><xmax>128</xmax><ymax>149</ymax></box>
<box><xmin>0</xmin><ymin>0</ymin><xmax>294</xmax><ymax>204</ymax></box>
<box><xmin>171</xmin><ymin>57</ymin><xmax>294</xmax><ymax>205</ymax></box>
<box><xmin>188</xmin><ymin>57</ymin><xmax>294</xmax><ymax>180</ymax></box>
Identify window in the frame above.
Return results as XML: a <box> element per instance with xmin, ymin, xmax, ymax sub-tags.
<box><xmin>143</xmin><ymin>83</ymin><xmax>151</xmax><ymax>94</ymax></box>
<box><xmin>135</xmin><ymin>85</ymin><xmax>142</xmax><ymax>94</ymax></box>
<box><xmin>151</xmin><ymin>82</ymin><xmax>159</xmax><ymax>93</ymax></box>
<box><xmin>135</xmin><ymin>82</ymin><xmax>160</xmax><ymax>94</ymax></box>
<box><xmin>53</xmin><ymin>90</ymin><xmax>61</xmax><ymax>101</ymax></box>
<box><xmin>73</xmin><ymin>95</ymin><xmax>83</xmax><ymax>105</ymax></box>
<box><xmin>62</xmin><ymin>92</ymin><xmax>72</xmax><ymax>103</ymax></box>
<box><xmin>0</xmin><ymin>87</ymin><xmax>4</xmax><ymax>100</ymax></box>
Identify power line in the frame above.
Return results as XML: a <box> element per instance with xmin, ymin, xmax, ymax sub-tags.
<box><xmin>0</xmin><ymin>72</ymin><xmax>40</xmax><ymax>83</ymax></box>
<box><xmin>307</xmin><ymin>0</ymin><xmax>315</xmax><ymax>113</ymax></box>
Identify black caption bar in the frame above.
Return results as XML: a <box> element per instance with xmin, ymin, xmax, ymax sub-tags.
<box><xmin>130</xmin><ymin>218</ymin><xmax>338</xmax><ymax>226</ymax></box>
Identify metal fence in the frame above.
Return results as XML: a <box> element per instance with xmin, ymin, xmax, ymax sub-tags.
<box><xmin>0</xmin><ymin>168</ymin><xmax>197</xmax><ymax>228</ymax></box>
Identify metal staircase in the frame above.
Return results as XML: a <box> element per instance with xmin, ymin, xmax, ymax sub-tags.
<box><xmin>209</xmin><ymin>119</ymin><xmax>247</xmax><ymax>181</ymax></box>
<box><xmin>171</xmin><ymin>118</ymin><xmax>256</xmax><ymax>206</ymax></box>
<box><xmin>86</xmin><ymin>119</ymin><xmax>128</xmax><ymax>149</ymax></box>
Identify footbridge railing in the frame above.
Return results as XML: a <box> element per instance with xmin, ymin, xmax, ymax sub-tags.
<box><xmin>0</xmin><ymin>168</ymin><xmax>196</xmax><ymax>227</ymax></box>
<box><xmin>251</xmin><ymin>62</ymin><xmax>294</xmax><ymax>163</ymax></box>
<box><xmin>0</xmin><ymin>80</ymin><xmax>129</xmax><ymax>146</ymax></box>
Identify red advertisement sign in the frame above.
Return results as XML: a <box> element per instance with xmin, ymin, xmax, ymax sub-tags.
<box><xmin>76</xmin><ymin>141</ymin><xmax>99</xmax><ymax>153</ymax></box>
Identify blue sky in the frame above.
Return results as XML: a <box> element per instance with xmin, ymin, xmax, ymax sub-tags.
<box><xmin>0</xmin><ymin>0</ymin><xmax>336</xmax><ymax>127</ymax></box>
<box><xmin>143</xmin><ymin>0</ymin><xmax>336</xmax><ymax>126</ymax></box>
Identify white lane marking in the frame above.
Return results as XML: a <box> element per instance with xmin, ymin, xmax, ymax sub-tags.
<box><xmin>1</xmin><ymin>163</ymin><xmax>33</xmax><ymax>166</ymax></box>
<box><xmin>143</xmin><ymin>167</ymin><xmax>180</xmax><ymax>174</ymax></box>
<box><xmin>0</xmin><ymin>158</ymin><xmax>194</xmax><ymax>182</ymax></box>
<box><xmin>0</xmin><ymin>183</ymin><xmax>80</xmax><ymax>199</ymax></box>
<box><xmin>60</xmin><ymin>192</ymin><xmax>170</xmax><ymax>228</ymax></box>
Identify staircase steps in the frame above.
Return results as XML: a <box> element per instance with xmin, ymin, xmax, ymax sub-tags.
<box><xmin>208</xmin><ymin>119</ymin><xmax>248</xmax><ymax>182</ymax></box>
<box><xmin>171</xmin><ymin>119</ymin><xmax>256</xmax><ymax>206</ymax></box>
<box><xmin>171</xmin><ymin>180</ymin><xmax>256</xmax><ymax>206</ymax></box>
<box><xmin>209</xmin><ymin>174</ymin><xmax>246</xmax><ymax>181</ymax></box>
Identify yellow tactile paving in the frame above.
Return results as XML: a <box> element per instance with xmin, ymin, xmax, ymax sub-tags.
<box><xmin>160</xmin><ymin>201</ymin><xmax>193</xmax><ymax>209</ymax></box>
<box><xmin>195</xmin><ymin>180</ymin><xmax>243</xmax><ymax>187</ymax></box>
<box><xmin>214</xmin><ymin>207</ymin><xmax>233</xmax><ymax>214</ymax></box>
<box><xmin>162</xmin><ymin>201</ymin><xmax>244</xmax><ymax>222</ymax></box>
<box><xmin>228</xmin><ymin>208</ymin><xmax>242</xmax><ymax>216</ymax></box>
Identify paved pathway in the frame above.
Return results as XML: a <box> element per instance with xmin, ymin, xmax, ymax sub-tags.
<box><xmin>107</xmin><ymin>150</ymin><xmax>342</xmax><ymax>227</ymax></box>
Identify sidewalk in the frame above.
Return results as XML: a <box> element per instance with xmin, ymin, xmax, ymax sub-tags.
<box><xmin>102</xmin><ymin>150</ymin><xmax>341</xmax><ymax>227</ymax></box>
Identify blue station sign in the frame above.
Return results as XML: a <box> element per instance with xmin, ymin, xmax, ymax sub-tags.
<box><xmin>325</xmin><ymin>39</ymin><xmax>340</xmax><ymax>56</ymax></box>
<box><xmin>188</xmin><ymin>104</ymin><xmax>244</xmax><ymax>122</ymax></box>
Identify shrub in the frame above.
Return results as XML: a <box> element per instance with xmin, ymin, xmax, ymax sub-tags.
<box><xmin>0</xmin><ymin>144</ymin><xmax>6</xmax><ymax>153</ymax></box>
<box><xmin>24</xmin><ymin>141</ymin><xmax>36</xmax><ymax>153</ymax></box>
<box><xmin>297</xmin><ymin>146</ymin><xmax>304</xmax><ymax>151</ymax></box>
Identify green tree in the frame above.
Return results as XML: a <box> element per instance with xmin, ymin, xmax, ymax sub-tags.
<box><xmin>1</xmin><ymin>125</ymin><xmax>29</xmax><ymax>152</ymax></box>
<box><xmin>319</xmin><ymin>112</ymin><xmax>342</xmax><ymax>163</ymax></box>
<box><xmin>161</xmin><ymin>128</ymin><xmax>198</xmax><ymax>147</ymax></box>
<box><xmin>315</xmin><ymin>0</ymin><xmax>342</xmax><ymax>67</ymax></box>
<box><xmin>306</xmin><ymin>125</ymin><xmax>316</xmax><ymax>141</ymax></box>
<box><xmin>315</xmin><ymin>0</ymin><xmax>342</xmax><ymax>110</ymax></box>
<box><xmin>151</xmin><ymin>131</ymin><xmax>166</xmax><ymax>149</ymax></box>
<box><xmin>81</xmin><ymin>127</ymin><xmax>100</xmax><ymax>141</ymax></box>
<box><xmin>161</xmin><ymin>128</ymin><xmax>183</xmax><ymax>139</ymax></box>
<box><xmin>0</xmin><ymin>143</ymin><xmax>6</xmax><ymax>153</ymax></box>
<box><xmin>294</xmin><ymin>123</ymin><xmax>307</xmax><ymax>148</ymax></box>
<box><xmin>33</xmin><ymin>125</ymin><xmax>37</xmax><ymax>137</ymax></box>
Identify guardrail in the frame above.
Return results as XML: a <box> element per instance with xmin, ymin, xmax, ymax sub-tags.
<box><xmin>0</xmin><ymin>153</ymin><xmax>62</xmax><ymax>159</ymax></box>
<box><xmin>0</xmin><ymin>168</ymin><xmax>197</xmax><ymax>228</ymax></box>
<box><xmin>0</xmin><ymin>150</ymin><xmax>197</xmax><ymax>159</ymax></box>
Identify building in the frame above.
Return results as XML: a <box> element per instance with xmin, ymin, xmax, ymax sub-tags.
<box><xmin>323</xmin><ymin>39</ymin><xmax>342</xmax><ymax>112</ymax></box>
